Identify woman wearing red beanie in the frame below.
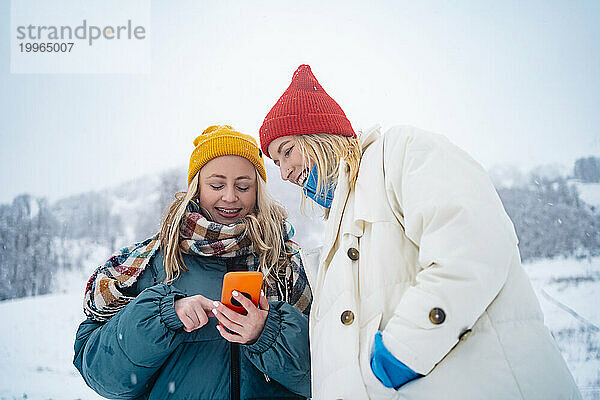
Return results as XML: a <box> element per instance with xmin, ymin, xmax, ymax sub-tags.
<box><xmin>260</xmin><ymin>65</ymin><xmax>580</xmax><ymax>399</ymax></box>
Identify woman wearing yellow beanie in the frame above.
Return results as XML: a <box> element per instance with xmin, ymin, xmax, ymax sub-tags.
<box><xmin>74</xmin><ymin>125</ymin><xmax>312</xmax><ymax>399</ymax></box>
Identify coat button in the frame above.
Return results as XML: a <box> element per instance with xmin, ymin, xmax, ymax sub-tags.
<box><xmin>341</xmin><ymin>310</ymin><xmax>355</xmax><ymax>325</ymax></box>
<box><xmin>429</xmin><ymin>308</ymin><xmax>446</xmax><ymax>325</ymax></box>
<box><xmin>347</xmin><ymin>248</ymin><xmax>359</xmax><ymax>261</ymax></box>
<box><xmin>459</xmin><ymin>329</ymin><xmax>472</xmax><ymax>341</ymax></box>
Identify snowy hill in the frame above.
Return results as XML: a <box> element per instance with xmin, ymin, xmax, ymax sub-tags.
<box><xmin>0</xmin><ymin>256</ymin><xmax>599</xmax><ymax>399</ymax></box>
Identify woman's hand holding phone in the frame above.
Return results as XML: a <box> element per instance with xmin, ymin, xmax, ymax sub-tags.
<box><xmin>213</xmin><ymin>291</ymin><xmax>269</xmax><ymax>345</ymax></box>
<box><xmin>174</xmin><ymin>294</ymin><xmax>215</xmax><ymax>332</ymax></box>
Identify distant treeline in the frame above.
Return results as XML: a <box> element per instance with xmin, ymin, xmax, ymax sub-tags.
<box><xmin>574</xmin><ymin>156</ymin><xmax>600</xmax><ymax>183</ymax></box>
<box><xmin>498</xmin><ymin>176</ymin><xmax>599</xmax><ymax>260</ymax></box>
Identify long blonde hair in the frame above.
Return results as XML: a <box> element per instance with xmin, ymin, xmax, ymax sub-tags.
<box><xmin>293</xmin><ymin>134</ymin><xmax>362</xmax><ymax>218</ymax></box>
<box><xmin>158</xmin><ymin>170</ymin><xmax>290</xmax><ymax>285</ymax></box>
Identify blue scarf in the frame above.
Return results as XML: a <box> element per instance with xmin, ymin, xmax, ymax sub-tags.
<box><xmin>303</xmin><ymin>164</ymin><xmax>336</xmax><ymax>209</ymax></box>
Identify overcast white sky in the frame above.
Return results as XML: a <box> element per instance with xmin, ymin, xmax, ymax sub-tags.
<box><xmin>1</xmin><ymin>0</ymin><xmax>599</xmax><ymax>203</ymax></box>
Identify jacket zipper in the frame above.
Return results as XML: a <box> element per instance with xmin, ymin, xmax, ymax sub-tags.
<box><xmin>226</xmin><ymin>259</ymin><xmax>243</xmax><ymax>400</ymax></box>
<box><xmin>230</xmin><ymin>342</ymin><xmax>240</xmax><ymax>400</ymax></box>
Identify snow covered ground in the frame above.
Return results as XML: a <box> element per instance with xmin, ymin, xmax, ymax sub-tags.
<box><xmin>523</xmin><ymin>256</ymin><xmax>600</xmax><ymax>399</ymax></box>
<box><xmin>0</xmin><ymin>256</ymin><xmax>598</xmax><ymax>399</ymax></box>
<box><xmin>0</xmin><ymin>266</ymin><xmax>104</xmax><ymax>400</ymax></box>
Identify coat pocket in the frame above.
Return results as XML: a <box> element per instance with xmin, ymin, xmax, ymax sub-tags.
<box><xmin>359</xmin><ymin>313</ymin><xmax>398</xmax><ymax>400</ymax></box>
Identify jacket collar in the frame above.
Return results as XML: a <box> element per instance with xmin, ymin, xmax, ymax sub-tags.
<box><xmin>360</xmin><ymin>124</ymin><xmax>381</xmax><ymax>150</ymax></box>
<box><xmin>320</xmin><ymin>125</ymin><xmax>394</xmax><ymax>265</ymax></box>
<box><xmin>319</xmin><ymin>159</ymin><xmax>353</xmax><ymax>266</ymax></box>
<box><xmin>353</xmin><ymin>125</ymin><xmax>395</xmax><ymax>223</ymax></box>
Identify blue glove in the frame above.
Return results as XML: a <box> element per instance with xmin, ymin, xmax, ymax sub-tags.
<box><xmin>370</xmin><ymin>331</ymin><xmax>422</xmax><ymax>389</ymax></box>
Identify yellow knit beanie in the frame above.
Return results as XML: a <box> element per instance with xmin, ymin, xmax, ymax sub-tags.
<box><xmin>188</xmin><ymin>125</ymin><xmax>266</xmax><ymax>186</ymax></box>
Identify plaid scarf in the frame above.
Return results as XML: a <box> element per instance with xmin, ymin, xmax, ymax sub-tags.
<box><xmin>83</xmin><ymin>211</ymin><xmax>312</xmax><ymax>322</ymax></box>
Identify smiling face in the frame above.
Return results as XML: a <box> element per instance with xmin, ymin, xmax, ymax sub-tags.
<box><xmin>268</xmin><ymin>136</ymin><xmax>313</xmax><ymax>187</ymax></box>
<box><xmin>197</xmin><ymin>155</ymin><xmax>257</xmax><ymax>225</ymax></box>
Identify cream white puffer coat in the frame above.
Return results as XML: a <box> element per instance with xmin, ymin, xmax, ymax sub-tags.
<box><xmin>307</xmin><ymin>126</ymin><xmax>581</xmax><ymax>400</ymax></box>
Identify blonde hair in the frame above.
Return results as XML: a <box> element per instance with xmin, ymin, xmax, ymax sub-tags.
<box><xmin>293</xmin><ymin>134</ymin><xmax>362</xmax><ymax>218</ymax></box>
<box><xmin>158</xmin><ymin>169</ymin><xmax>290</xmax><ymax>286</ymax></box>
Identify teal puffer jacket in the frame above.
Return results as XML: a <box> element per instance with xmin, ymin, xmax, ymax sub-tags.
<box><xmin>73</xmin><ymin>251</ymin><xmax>311</xmax><ymax>400</ymax></box>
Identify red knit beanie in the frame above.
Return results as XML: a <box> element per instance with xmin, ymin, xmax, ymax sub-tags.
<box><xmin>259</xmin><ymin>64</ymin><xmax>356</xmax><ymax>158</ymax></box>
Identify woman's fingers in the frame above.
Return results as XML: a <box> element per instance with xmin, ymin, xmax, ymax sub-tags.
<box><xmin>212</xmin><ymin>296</ymin><xmax>255</xmax><ymax>343</ymax></box>
<box><xmin>181</xmin><ymin>313</ymin><xmax>196</xmax><ymax>332</ymax></box>
<box><xmin>213</xmin><ymin>308</ymin><xmax>243</xmax><ymax>334</ymax></box>
<box><xmin>212</xmin><ymin>292</ymin><xmax>269</xmax><ymax>345</ymax></box>
<box><xmin>214</xmin><ymin>300</ymin><xmax>245</xmax><ymax>325</ymax></box>
<box><xmin>232</xmin><ymin>291</ymin><xmax>258</xmax><ymax>316</ymax></box>
<box><xmin>258</xmin><ymin>292</ymin><xmax>269</xmax><ymax>311</ymax></box>
<box><xmin>175</xmin><ymin>295</ymin><xmax>214</xmax><ymax>332</ymax></box>
<box><xmin>212</xmin><ymin>300</ymin><xmax>247</xmax><ymax>336</ymax></box>
<box><xmin>216</xmin><ymin>325</ymin><xmax>243</xmax><ymax>343</ymax></box>
<box><xmin>191</xmin><ymin>306</ymin><xmax>209</xmax><ymax>328</ymax></box>
<box><xmin>186</xmin><ymin>307</ymin><xmax>201</xmax><ymax>328</ymax></box>
<box><xmin>195</xmin><ymin>295</ymin><xmax>217</xmax><ymax>315</ymax></box>
<box><xmin>175</xmin><ymin>299</ymin><xmax>197</xmax><ymax>332</ymax></box>
<box><xmin>175</xmin><ymin>293</ymin><xmax>268</xmax><ymax>340</ymax></box>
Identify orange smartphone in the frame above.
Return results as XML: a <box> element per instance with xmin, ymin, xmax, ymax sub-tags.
<box><xmin>220</xmin><ymin>271</ymin><xmax>263</xmax><ymax>315</ymax></box>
